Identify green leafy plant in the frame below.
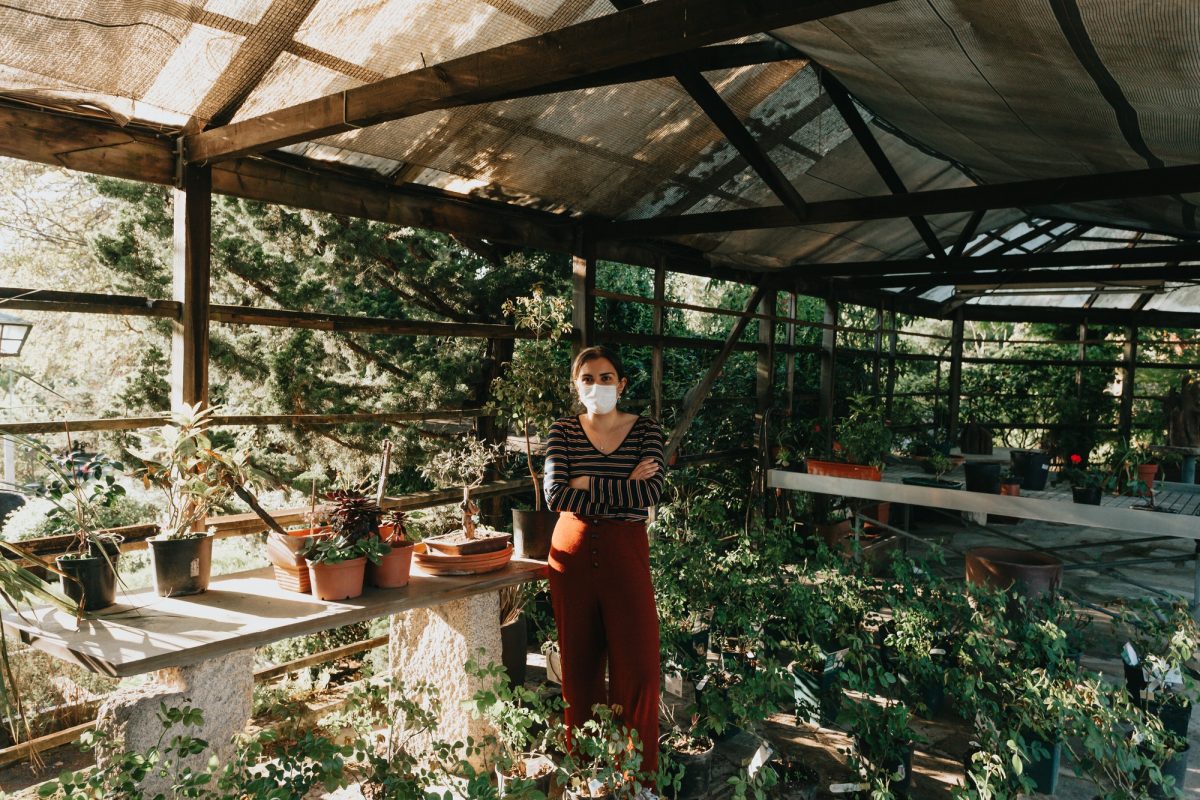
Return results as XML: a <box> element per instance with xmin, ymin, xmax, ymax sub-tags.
<box><xmin>128</xmin><ymin>403</ymin><xmax>272</xmax><ymax>540</ymax></box>
<box><xmin>559</xmin><ymin>704</ymin><xmax>646</xmax><ymax>799</ymax></box>
<box><xmin>466</xmin><ymin>658</ymin><xmax>564</xmax><ymax>783</ymax></box>
<box><xmin>487</xmin><ymin>287</ymin><xmax>573</xmax><ymax>510</ymax></box>
<box><xmin>419</xmin><ymin>434</ymin><xmax>505</xmax><ymax>538</ymax></box>
<box><xmin>836</xmin><ymin>395</ymin><xmax>893</xmax><ymax>468</ymax></box>
<box><xmin>301</xmin><ymin>484</ymin><xmax>389</xmax><ymax>565</ymax></box>
<box><xmin>843</xmin><ymin>699</ymin><xmax>923</xmax><ymax>799</ymax></box>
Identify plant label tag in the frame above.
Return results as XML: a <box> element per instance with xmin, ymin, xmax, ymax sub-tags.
<box><xmin>695</xmin><ymin>674</ymin><xmax>710</xmax><ymax>693</ymax></box>
<box><xmin>746</xmin><ymin>741</ymin><xmax>772</xmax><ymax>777</ymax></box>
<box><xmin>190</xmin><ymin>558</ymin><xmax>200</xmax><ymax>577</ymax></box>
<box><xmin>830</xmin><ymin>648</ymin><xmax>849</xmax><ymax>669</ymax></box>
<box><xmin>929</xmin><ymin>648</ymin><xmax>947</xmax><ymax>656</ymax></box>
<box><xmin>664</xmin><ymin>670</ymin><xmax>685</xmax><ymax>697</ymax></box>
<box><xmin>830</xmin><ymin>783</ymin><xmax>868</xmax><ymax>794</ymax></box>
<box><xmin>1122</xmin><ymin>642</ymin><xmax>1139</xmax><ymax>667</ymax></box>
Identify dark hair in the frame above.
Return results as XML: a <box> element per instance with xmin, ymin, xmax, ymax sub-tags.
<box><xmin>571</xmin><ymin>345</ymin><xmax>627</xmax><ymax>381</ymax></box>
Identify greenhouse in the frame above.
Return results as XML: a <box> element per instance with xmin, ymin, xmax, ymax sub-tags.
<box><xmin>0</xmin><ymin>1</ymin><xmax>1198</xmax><ymax>798</ymax></box>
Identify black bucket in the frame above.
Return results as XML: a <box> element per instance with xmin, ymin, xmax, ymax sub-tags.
<box><xmin>501</xmin><ymin>614</ymin><xmax>528</xmax><ymax>688</ymax></box>
<box><xmin>149</xmin><ymin>534</ymin><xmax>213</xmax><ymax>597</ymax></box>
<box><xmin>512</xmin><ymin>509</ymin><xmax>558</xmax><ymax>560</ymax></box>
<box><xmin>56</xmin><ymin>550</ymin><xmax>119</xmax><ymax>611</ymax></box>
<box><xmin>964</xmin><ymin>463</ymin><xmax>1002</xmax><ymax>494</ymax></box>
<box><xmin>1011</xmin><ymin>451</ymin><xmax>1050</xmax><ymax>491</ymax></box>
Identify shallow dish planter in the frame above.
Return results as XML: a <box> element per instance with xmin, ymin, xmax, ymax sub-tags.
<box><xmin>901</xmin><ymin>476</ymin><xmax>964</xmax><ymax>490</ymax></box>
<box><xmin>965</xmin><ymin>547</ymin><xmax>1062</xmax><ymax>602</ymax></box>
<box><xmin>308</xmin><ymin>556</ymin><xmax>367</xmax><ymax>601</ymax></box>
<box><xmin>148</xmin><ymin>531</ymin><xmax>213</xmax><ymax>597</ymax></box>
<box><xmin>512</xmin><ymin>508</ymin><xmax>558</xmax><ymax>560</ymax></box>
<box><xmin>423</xmin><ymin>527</ymin><xmax>511</xmax><ymax>556</ymax></box>
<box><xmin>57</xmin><ymin>539</ymin><xmax>120</xmax><ymax>611</ymax></box>
<box><xmin>660</xmin><ymin>732</ymin><xmax>715</xmax><ymax>800</ymax></box>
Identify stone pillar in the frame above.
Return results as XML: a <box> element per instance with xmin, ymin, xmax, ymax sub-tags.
<box><xmin>94</xmin><ymin>649</ymin><xmax>253</xmax><ymax>794</ymax></box>
<box><xmin>389</xmin><ymin>592</ymin><xmax>502</xmax><ymax>768</ymax></box>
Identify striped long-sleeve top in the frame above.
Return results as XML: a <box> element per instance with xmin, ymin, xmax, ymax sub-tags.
<box><xmin>543</xmin><ymin>415</ymin><xmax>666</xmax><ymax>521</ymax></box>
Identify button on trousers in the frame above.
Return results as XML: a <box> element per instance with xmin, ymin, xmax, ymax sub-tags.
<box><xmin>548</xmin><ymin>512</ymin><xmax>660</xmax><ymax>777</ymax></box>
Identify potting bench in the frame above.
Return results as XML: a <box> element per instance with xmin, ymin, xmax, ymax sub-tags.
<box><xmin>768</xmin><ymin>465</ymin><xmax>1200</xmax><ymax>609</ymax></box>
<box><xmin>0</xmin><ymin>559</ymin><xmax>548</xmax><ymax>784</ymax></box>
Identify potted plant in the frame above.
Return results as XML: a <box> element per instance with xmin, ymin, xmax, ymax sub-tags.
<box><xmin>901</xmin><ymin>451</ymin><xmax>963</xmax><ymax>490</ymax></box>
<box><xmin>419</xmin><ymin>435</ymin><xmax>510</xmax><ymax>556</ymax></box>
<box><xmin>487</xmin><ymin>288</ymin><xmax>572</xmax><ymax>560</ymax></box>
<box><xmin>1106</xmin><ymin>441</ymin><xmax>1159</xmax><ymax>498</ymax></box>
<box><xmin>128</xmin><ymin>403</ymin><xmax>269</xmax><ymax>597</ymax></box>
<box><xmin>1060</xmin><ymin>454</ymin><xmax>1104</xmax><ymax>505</ymax></box>
<box><xmin>368</xmin><ymin>508</ymin><xmax>415</xmax><ymax>589</ymax></box>
<box><xmin>657</xmin><ymin>706</ymin><xmax>715</xmax><ymax>800</ymax></box>
<box><xmin>1116</xmin><ymin>597</ymin><xmax>1200</xmax><ymax>739</ymax></box>
<box><xmin>467</xmin><ymin>658</ymin><xmax>563</xmax><ymax>797</ymax></box>
<box><xmin>301</xmin><ymin>486</ymin><xmax>389</xmax><ymax>601</ymax></box>
<box><xmin>266</xmin><ymin>466</ymin><xmax>332</xmax><ymax>593</ymax></box>
<box><xmin>807</xmin><ymin>397</ymin><xmax>893</xmax><ymax>528</ymax></box>
<box><xmin>843</xmin><ymin>699</ymin><xmax>923</xmax><ymax>798</ymax></box>
<box><xmin>559</xmin><ymin>704</ymin><xmax>647</xmax><ymax>799</ymax></box>
<box><xmin>14</xmin><ymin>436</ymin><xmax>127</xmax><ymax>611</ymax></box>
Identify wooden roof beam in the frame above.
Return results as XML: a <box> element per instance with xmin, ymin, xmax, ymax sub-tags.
<box><xmin>611</xmin><ymin>0</ymin><xmax>807</xmax><ymax>216</ymax></box>
<box><xmin>818</xmin><ymin>68</ymin><xmax>945</xmax><ymax>258</ymax></box>
<box><xmin>595</xmin><ymin>163</ymin><xmax>1200</xmax><ymax>239</ymax></box>
<box><xmin>184</xmin><ymin>0</ymin><xmax>900</xmax><ymax>163</ymax></box>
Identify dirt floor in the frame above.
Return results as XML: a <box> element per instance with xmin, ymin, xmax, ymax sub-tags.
<box><xmin>2</xmin><ymin>515</ymin><xmax>1198</xmax><ymax>798</ymax></box>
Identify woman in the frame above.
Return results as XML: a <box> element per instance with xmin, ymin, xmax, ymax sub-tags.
<box><xmin>543</xmin><ymin>345</ymin><xmax>665</xmax><ymax>778</ymax></box>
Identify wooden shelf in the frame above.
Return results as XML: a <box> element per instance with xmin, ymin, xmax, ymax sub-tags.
<box><xmin>3</xmin><ymin>560</ymin><xmax>548</xmax><ymax>678</ymax></box>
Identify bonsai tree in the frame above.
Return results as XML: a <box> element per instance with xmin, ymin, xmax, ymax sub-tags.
<box><xmin>486</xmin><ymin>287</ymin><xmax>572</xmax><ymax>510</ymax></box>
<box><xmin>127</xmin><ymin>403</ymin><xmax>270</xmax><ymax>540</ymax></box>
<box><xmin>419</xmin><ymin>434</ymin><xmax>504</xmax><ymax>540</ymax></box>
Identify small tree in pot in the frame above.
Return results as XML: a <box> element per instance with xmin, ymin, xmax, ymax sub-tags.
<box><xmin>487</xmin><ymin>288</ymin><xmax>572</xmax><ymax>559</ymax></box>
<box><xmin>128</xmin><ymin>403</ymin><xmax>271</xmax><ymax>597</ymax></box>
<box><xmin>419</xmin><ymin>435</ymin><xmax>509</xmax><ymax>555</ymax></box>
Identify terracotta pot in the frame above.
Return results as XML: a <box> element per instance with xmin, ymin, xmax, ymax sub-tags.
<box><xmin>1137</xmin><ymin>463</ymin><xmax>1159</xmax><ymax>495</ymax></box>
<box><xmin>266</xmin><ymin>526</ymin><xmax>330</xmax><ymax>594</ymax></box>
<box><xmin>367</xmin><ymin>540</ymin><xmax>415</xmax><ymax>589</ymax></box>
<box><xmin>992</xmin><ymin>481</ymin><xmax>1021</xmax><ymax>525</ymax></box>
<box><xmin>308</xmin><ymin>556</ymin><xmax>366</xmax><ymax>601</ymax></box>
<box><xmin>806</xmin><ymin>459</ymin><xmax>882</xmax><ymax>481</ymax></box>
<box><xmin>965</xmin><ymin>547</ymin><xmax>1062</xmax><ymax>602</ymax></box>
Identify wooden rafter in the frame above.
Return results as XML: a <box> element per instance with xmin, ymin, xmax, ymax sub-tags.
<box><xmin>183</xmin><ymin>0</ymin><xmax>899</xmax><ymax>163</ymax></box>
<box><xmin>594</xmin><ymin>163</ymin><xmax>1200</xmax><ymax>239</ymax></box>
<box><xmin>862</xmin><ymin>265</ymin><xmax>1200</xmax><ymax>291</ymax></box>
<box><xmin>818</xmin><ymin>69</ymin><xmax>944</xmax><ymax>258</ymax></box>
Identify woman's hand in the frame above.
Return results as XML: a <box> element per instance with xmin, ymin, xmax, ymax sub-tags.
<box><xmin>568</xmin><ymin>475</ymin><xmax>591</xmax><ymax>491</ymax></box>
<box><xmin>628</xmin><ymin>458</ymin><xmax>661</xmax><ymax>481</ymax></box>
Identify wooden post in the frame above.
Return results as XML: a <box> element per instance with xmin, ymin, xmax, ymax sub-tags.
<box><xmin>1120</xmin><ymin>326</ymin><xmax>1138</xmax><ymax>440</ymax></box>
<box><xmin>475</xmin><ymin>337</ymin><xmax>514</xmax><ymax>525</ymax></box>
<box><xmin>947</xmin><ymin>310</ymin><xmax>965</xmax><ymax>443</ymax></box>
<box><xmin>872</xmin><ymin>304</ymin><xmax>883</xmax><ymax>396</ymax></box>
<box><xmin>785</xmin><ymin>292</ymin><xmax>797</xmax><ymax>415</ymax></box>
<box><xmin>571</xmin><ymin>235</ymin><xmax>596</xmax><ymax>352</ymax></box>
<box><xmin>665</xmin><ymin>284</ymin><xmax>767</xmax><ymax>463</ymax></box>
<box><xmin>885</xmin><ymin>306</ymin><xmax>898</xmax><ymax>420</ymax></box>
<box><xmin>1075</xmin><ymin>321</ymin><xmax>1088</xmax><ymax>399</ymax></box>
<box><xmin>652</xmin><ymin>262</ymin><xmax>665</xmax><ymax>421</ymax></box>
<box><xmin>171</xmin><ymin>163</ymin><xmax>212</xmax><ymax>411</ymax></box>
<box><xmin>819</xmin><ymin>298</ymin><xmax>837</xmax><ymax>443</ymax></box>
<box><xmin>756</xmin><ymin>290</ymin><xmax>777</xmax><ymax>460</ymax></box>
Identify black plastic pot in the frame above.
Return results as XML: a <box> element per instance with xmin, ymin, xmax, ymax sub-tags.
<box><xmin>963</xmin><ymin>462</ymin><xmax>1002</xmax><ymax>494</ymax></box>
<box><xmin>56</xmin><ymin>543</ymin><xmax>119</xmax><ymax>611</ymax></box>
<box><xmin>1072</xmin><ymin>486</ymin><xmax>1102</xmax><ymax>505</ymax></box>
<box><xmin>149</xmin><ymin>533</ymin><xmax>213</xmax><ymax>597</ymax></box>
<box><xmin>1149</xmin><ymin>743</ymin><xmax>1190</xmax><ymax>799</ymax></box>
<box><xmin>792</xmin><ymin>655</ymin><xmax>844</xmax><ymax>727</ymax></box>
<box><xmin>501</xmin><ymin>614</ymin><xmax>528</xmax><ymax>688</ymax></box>
<box><xmin>1149</xmin><ymin>697</ymin><xmax>1193</xmax><ymax>739</ymax></box>
<box><xmin>660</xmin><ymin>734</ymin><xmax>715</xmax><ymax>800</ymax></box>
<box><xmin>1024</xmin><ymin>735</ymin><xmax>1061</xmax><ymax>795</ymax></box>
<box><xmin>1011</xmin><ymin>450</ymin><xmax>1050</xmax><ymax>491</ymax></box>
<box><xmin>512</xmin><ymin>508</ymin><xmax>558</xmax><ymax>560</ymax></box>
<box><xmin>858</xmin><ymin>742</ymin><xmax>913</xmax><ymax>798</ymax></box>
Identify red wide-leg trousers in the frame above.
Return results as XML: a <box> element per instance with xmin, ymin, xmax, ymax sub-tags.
<box><xmin>548</xmin><ymin>512</ymin><xmax>661</xmax><ymax>777</ymax></box>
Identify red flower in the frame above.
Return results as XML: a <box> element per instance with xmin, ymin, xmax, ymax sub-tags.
<box><xmin>1070</xmin><ymin>453</ymin><xmax>1083</xmax><ymax>465</ymax></box>
<box><xmin>813</xmin><ymin>424</ymin><xmax>821</xmax><ymax>433</ymax></box>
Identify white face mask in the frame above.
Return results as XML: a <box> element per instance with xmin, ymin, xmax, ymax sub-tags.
<box><xmin>579</xmin><ymin>383</ymin><xmax>618</xmax><ymax>415</ymax></box>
